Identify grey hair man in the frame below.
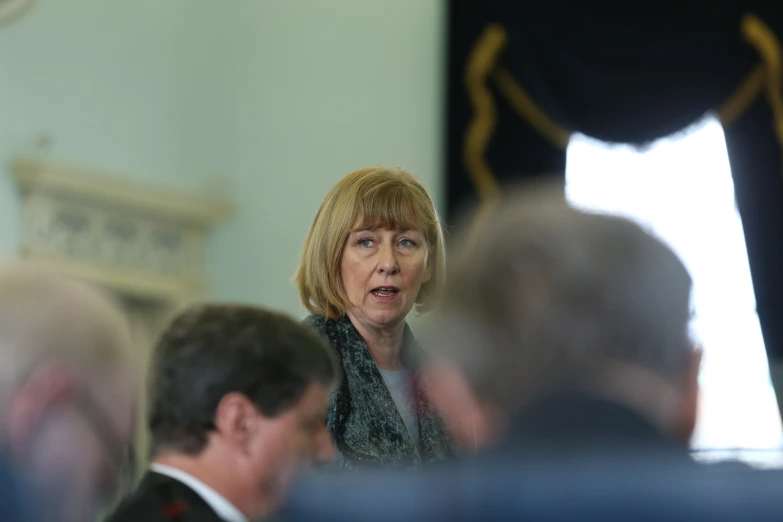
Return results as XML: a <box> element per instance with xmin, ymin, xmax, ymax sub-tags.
<box><xmin>0</xmin><ymin>261</ymin><xmax>137</xmax><ymax>522</ymax></box>
<box><xmin>423</xmin><ymin>184</ymin><xmax>701</xmax><ymax>458</ymax></box>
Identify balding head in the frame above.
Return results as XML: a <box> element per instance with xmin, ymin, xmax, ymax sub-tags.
<box><xmin>0</xmin><ymin>260</ymin><xmax>137</xmax><ymax>522</ymax></box>
<box><xmin>0</xmin><ymin>261</ymin><xmax>134</xmax><ymax>398</ymax></box>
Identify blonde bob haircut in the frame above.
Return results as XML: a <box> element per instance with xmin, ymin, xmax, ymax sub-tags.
<box><xmin>295</xmin><ymin>166</ymin><xmax>446</xmax><ymax>320</ymax></box>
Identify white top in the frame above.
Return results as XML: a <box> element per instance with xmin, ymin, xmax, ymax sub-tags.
<box><xmin>150</xmin><ymin>463</ymin><xmax>248</xmax><ymax>522</ymax></box>
<box><xmin>378</xmin><ymin>368</ymin><xmax>421</xmax><ymax>451</ymax></box>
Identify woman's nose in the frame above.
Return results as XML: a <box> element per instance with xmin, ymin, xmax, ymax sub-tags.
<box><xmin>377</xmin><ymin>244</ymin><xmax>399</xmax><ymax>274</ymax></box>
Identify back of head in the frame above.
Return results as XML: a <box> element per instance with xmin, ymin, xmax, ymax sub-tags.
<box><xmin>0</xmin><ymin>260</ymin><xmax>136</xmax><ymax>522</ymax></box>
<box><xmin>0</xmin><ymin>260</ymin><xmax>134</xmax><ymax>411</ymax></box>
<box><xmin>149</xmin><ymin>304</ymin><xmax>338</xmax><ymax>455</ymax></box>
<box><xmin>432</xmin><ymin>184</ymin><xmax>693</xmax><ymax>417</ymax></box>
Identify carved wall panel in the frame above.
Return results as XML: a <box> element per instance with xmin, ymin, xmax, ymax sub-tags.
<box><xmin>12</xmin><ymin>157</ymin><xmax>230</xmax><ymax>304</ymax></box>
<box><xmin>11</xmin><ymin>157</ymin><xmax>231</xmax><ymax>492</ymax></box>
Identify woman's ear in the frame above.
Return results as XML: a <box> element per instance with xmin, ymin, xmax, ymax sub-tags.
<box><xmin>421</xmin><ymin>361</ymin><xmax>501</xmax><ymax>452</ymax></box>
<box><xmin>422</xmin><ymin>261</ymin><xmax>433</xmax><ymax>284</ymax></box>
<box><xmin>421</xmin><ymin>248</ymin><xmax>434</xmax><ymax>284</ymax></box>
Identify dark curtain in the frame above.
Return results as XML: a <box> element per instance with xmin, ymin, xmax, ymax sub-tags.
<box><xmin>445</xmin><ymin>1</ymin><xmax>783</xmax><ymax>371</ymax></box>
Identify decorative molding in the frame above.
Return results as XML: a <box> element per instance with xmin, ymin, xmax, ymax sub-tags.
<box><xmin>13</xmin><ymin>158</ymin><xmax>231</xmax><ymax>226</ymax></box>
<box><xmin>12</xmin><ymin>157</ymin><xmax>231</xmax><ymax>304</ymax></box>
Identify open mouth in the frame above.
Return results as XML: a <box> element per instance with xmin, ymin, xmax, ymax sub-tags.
<box><xmin>370</xmin><ymin>286</ymin><xmax>400</xmax><ymax>300</ymax></box>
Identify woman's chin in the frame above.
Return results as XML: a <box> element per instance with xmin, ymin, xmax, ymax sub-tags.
<box><xmin>364</xmin><ymin>309</ymin><xmax>409</xmax><ymax>328</ymax></box>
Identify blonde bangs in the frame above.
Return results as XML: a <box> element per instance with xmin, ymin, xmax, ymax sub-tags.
<box><xmin>352</xmin><ymin>178</ymin><xmax>438</xmax><ymax>235</ymax></box>
<box><xmin>296</xmin><ymin>166</ymin><xmax>446</xmax><ymax>319</ymax></box>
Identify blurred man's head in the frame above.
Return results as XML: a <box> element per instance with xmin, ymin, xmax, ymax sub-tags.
<box><xmin>424</xmin><ymin>185</ymin><xmax>698</xmax><ymax>452</ymax></box>
<box><xmin>148</xmin><ymin>304</ymin><xmax>338</xmax><ymax>518</ymax></box>
<box><xmin>0</xmin><ymin>261</ymin><xmax>137</xmax><ymax>522</ymax></box>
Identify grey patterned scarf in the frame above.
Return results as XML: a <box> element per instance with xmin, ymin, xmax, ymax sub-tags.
<box><xmin>304</xmin><ymin>314</ymin><xmax>454</xmax><ymax>470</ymax></box>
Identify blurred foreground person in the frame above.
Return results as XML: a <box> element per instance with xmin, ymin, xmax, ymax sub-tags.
<box><xmin>279</xmin><ymin>185</ymin><xmax>783</xmax><ymax>521</ymax></box>
<box><xmin>0</xmin><ymin>261</ymin><xmax>137</xmax><ymax>522</ymax></box>
<box><xmin>424</xmin><ymin>185</ymin><xmax>701</xmax><ymax>460</ymax></box>
<box><xmin>108</xmin><ymin>305</ymin><xmax>337</xmax><ymax>522</ymax></box>
<box><xmin>0</xmin><ymin>453</ymin><xmax>27</xmax><ymax>521</ymax></box>
<box><xmin>284</xmin><ymin>461</ymin><xmax>783</xmax><ymax>522</ymax></box>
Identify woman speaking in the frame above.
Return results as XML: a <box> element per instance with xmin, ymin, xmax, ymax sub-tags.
<box><xmin>295</xmin><ymin>166</ymin><xmax>452</xmax><ymax>470</ymax></box>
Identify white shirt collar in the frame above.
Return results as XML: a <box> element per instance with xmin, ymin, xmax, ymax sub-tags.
<box><xmin>150</xmin><ymin>463</ymin><xmax>249</xmax><ymax>522</ymax></box>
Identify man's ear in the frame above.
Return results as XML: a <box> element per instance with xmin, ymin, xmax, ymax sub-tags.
<box><xmin>6</xmin><ymin>364</ymin><xmax>76</xmax><ymax>454</ymax></box>
<box><xmin>421</xmin><ymin>361</ymin><xmax>501</xmax><ymax>453</ymax></box>
<box><xmin>678</xmin><ymin>347</ymin><xmax>703</xmax><ymax>445</ymax></box>
<box><xmin>213</xmin><ymin>393</ymin><xmax>259</xmax><ymax>452</ymax></box>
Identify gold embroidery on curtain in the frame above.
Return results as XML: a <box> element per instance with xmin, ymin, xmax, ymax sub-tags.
<box><xmin>463</xmin><ymin>24</ymin><xmax>506</xmax><ymax>197</ymax></box>
<box><xmin>464</xmin><ymin>25</ymin><xmax>572</xmax><ymax>200</ymax></box>
<box><xmin>463</xmin><ymin>16</ymin><xmax>783</xmax><ymax>200</ymax></box>
<box><xmin>718</xmin><ymin>64</ymin><xmax>765</xmax><ymax>127</ymax></box>
<box><xmin>491</xmin><ymin>68</ymin><xmax>572</xmax><ymax>149</ymax></box>
<box><xmin>741</xmin><ymin>15</ymin><xmax>783</xmax><ymax>159</ymax></box>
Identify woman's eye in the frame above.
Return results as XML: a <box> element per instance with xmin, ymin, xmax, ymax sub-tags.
<box><xmin>399</xmin><ymin>238</ymin><xmax>416</xmax><ymax>247</ymax></box>
<box><xmin>358</xmin><ymin>238</ymin><xmax>374</xmax><ymax>247</ymax></box>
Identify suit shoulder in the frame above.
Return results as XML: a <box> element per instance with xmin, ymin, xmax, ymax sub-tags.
<box><xmin>109</xmin><ymin>496</ymin><xmax>218</xmax><ymax>522</ymax></box>
<box><xmin>106</xmin><ymin>493</ymin><xmax>163</xmax><ymax>522</ymax></box>
<box><xmin>107</xmin><ymin>472</ymin><xmax>220</xmax><ymax>522</ymax></box>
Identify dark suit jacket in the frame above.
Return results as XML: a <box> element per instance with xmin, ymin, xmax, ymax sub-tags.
<box><xmin>280</xmin><ymin>395</ymin><xmax>781</xmax><ymax>522</ymax></box>
<box><xmin>106</xmin><ymin>472</ymin><xmax>222</xmax><ymax>522</ymax></box>
<box><xmin>490</xmin><ymin>393</ymin><xmax>692</xmax><ymax>463</ymax></box>
<box><xmin>282</xmin><ymin>461</ymin><xmax>783</xmax><ymax>522</ymax></box>
<box><xmin>0</xmin><ymin>456</ymin><xmax>28</xmax><ymax>522</ymax></box>
<box><xmin>303</xmin><ymin>314</ymin><xmax>453</xmax><ymax>470</ymax></box>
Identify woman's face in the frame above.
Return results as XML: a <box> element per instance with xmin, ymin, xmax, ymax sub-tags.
<box><xmin>340</xmin><ymin>224</ymin><xmax>431</xmax><ymax>331</ymax></box>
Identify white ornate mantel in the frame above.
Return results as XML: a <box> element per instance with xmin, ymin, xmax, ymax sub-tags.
<box><xmin>11</xmin><ymin>158</ymin><xmax>231</xmax><ymax>305</ymax></box>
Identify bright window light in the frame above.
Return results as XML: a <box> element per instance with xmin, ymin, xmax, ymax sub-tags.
<box><xmin>565</xmin><ymin>115</ymin><xmax>783</xmax><ymax>452</ymax></box>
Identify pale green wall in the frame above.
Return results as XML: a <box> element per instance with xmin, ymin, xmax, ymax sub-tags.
<box><xmin>0</xmin><ymin>0</ymin><xmax>230</xmax><ymax>252</ymax></box>
<box><xmin>0</xmin><ymin>0</ymin><xmax>446</xmax><ymax>321</ymax></box>
<box><xmin>0</xmin><ymin>1</ymin><xmax>227</xmax><ymax>188</ymax></box>
<box><xmin>209</xmin><ymin>0</ymin><xmax>446</xmax><ymax>320</ymax></box>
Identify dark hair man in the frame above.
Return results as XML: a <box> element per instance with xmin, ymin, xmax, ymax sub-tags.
<box><xmin>109</xmin><ymin>304</ymin><xmax>338</xmax><ymax>522</ymax></box>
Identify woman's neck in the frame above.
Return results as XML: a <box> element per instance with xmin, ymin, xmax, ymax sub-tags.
<box><xmin>346</xmin><ymin>312</ymin><xmax>406</xmax><ymax>370</ymax></box>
